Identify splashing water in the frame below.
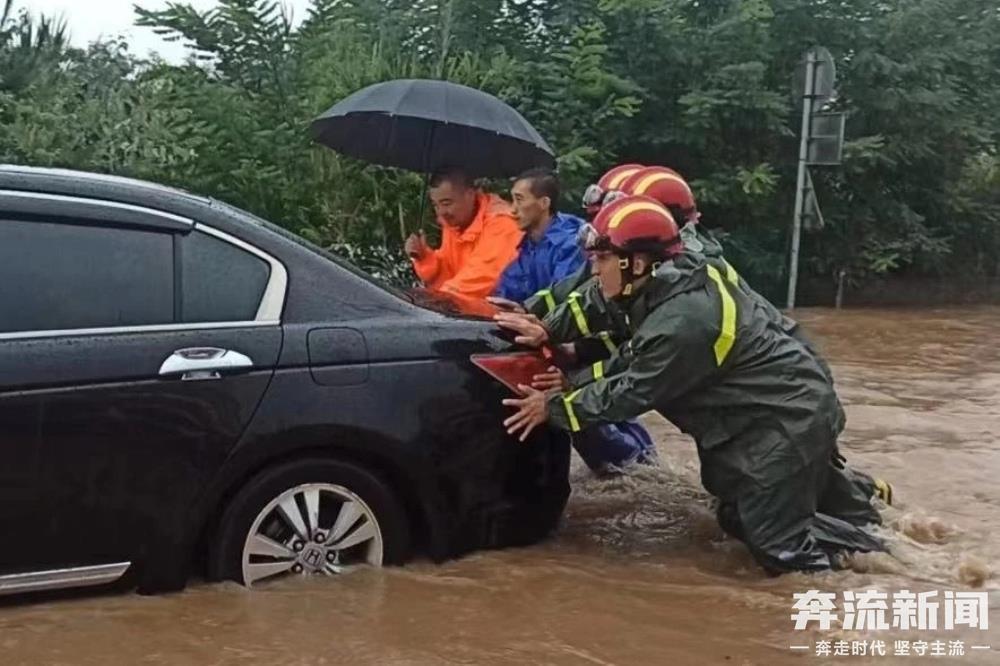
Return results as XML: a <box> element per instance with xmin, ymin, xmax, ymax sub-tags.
<box><xmin>1</xmin><ymin>307</ymin><xmax>999</xmax><ymax>664</ymax></box>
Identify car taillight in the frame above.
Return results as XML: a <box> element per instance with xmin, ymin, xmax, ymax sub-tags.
<box><xmin>471</xmin><ymin>351</ymin><xmax>552</xmax><ymax>393</ymax></box>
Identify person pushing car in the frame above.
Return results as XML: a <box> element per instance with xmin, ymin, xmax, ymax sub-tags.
<box><xmin>496</xmin><ymin>195</ymin><xmax>891</xmax><ymax>574</ymax></box>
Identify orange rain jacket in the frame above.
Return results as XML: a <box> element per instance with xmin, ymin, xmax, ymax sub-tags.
<box><xmin>411</xmin><ymin>192</ymin><xmax>523</xmax><ymax>298</ymax></box>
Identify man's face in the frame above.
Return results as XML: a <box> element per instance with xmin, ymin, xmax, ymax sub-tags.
<box><xmin>591</xmin><ymin>251</ymin><xmax>623</xmax><ymax>299</ymax></box>
<box><xmin>591</xmin><ymin>252</ymin><xmax>650</xmax><ymax>299</ymax></box>
<box><xmin>510</xmin><ymin>179</ymin><xmax>549</xmax><ymax>232</ymax></box>
<box><xmin>430</xmin><ymin>179</ymin><xmax>478</xmax><ymax>229</ymax></box>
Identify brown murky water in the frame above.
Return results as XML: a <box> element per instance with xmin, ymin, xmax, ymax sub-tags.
<box><xmin>3</xmin><ymin>307</ymin><xmax>999</xmax><ymax>665</ymax></box>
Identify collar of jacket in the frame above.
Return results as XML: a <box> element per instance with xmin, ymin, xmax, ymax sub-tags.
<box><xmin>681</xmin><ymin>221</ymin><xmax>726</xmax><ymax>261</ymax></box>
<box><xmin>520</xmin><ymin>212</ymin><xmax>578</xmax><ymax>249</ymax></box>
<box><xmin>621</xmin><ymin>250</ymin><xmax>711</xmax><ymax>328</ymax></box>
<box><xmin>453</xmin><ymin>191</ymin><xmax>495</xmax><ymax>243</ymax></box>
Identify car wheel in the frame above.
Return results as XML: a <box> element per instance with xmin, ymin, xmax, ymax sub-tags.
<box><xmin>209</xmin><ymin>458</ymin><xmax>411</xmax><ymax>588</ymax></box>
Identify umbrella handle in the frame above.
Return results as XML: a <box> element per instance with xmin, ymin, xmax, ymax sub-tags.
<box><xmin>417</xmin><ymin>122</ymin><xmax>436</xmax><ymax>233</ymax></box>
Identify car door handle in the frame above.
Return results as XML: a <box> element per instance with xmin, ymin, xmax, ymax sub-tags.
<box><xmin>159</xmin><ymin>347</ymin><xmax>254</xmax><ymax>381</ymax></box>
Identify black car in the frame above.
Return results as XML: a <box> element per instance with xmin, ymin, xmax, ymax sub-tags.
<box><xmin>0</xmin><ymin>165</ymin><xmax>570</xmax><ymax>596</ymax></box>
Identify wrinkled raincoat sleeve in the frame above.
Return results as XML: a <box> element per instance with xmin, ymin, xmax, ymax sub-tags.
<box><xmin>551</xmin><ymin>237</ymin><xmax>586</xmax><ymax>284</ymax></box>
<box><xmin>566</xmin><ymin>344</ymin><xmax>631</xmax><ymax>389</ymax></box>
<box><xmin>542</xmin><ymin>281</ymin><xmax>613</xmax><ymax>344</ymax></box>
<box><xmin>495</xmin><ymin>252</ymin><xmax>531</xmax><ymax>303</ymax></box>
<box><xmin>571</xmin><ymin>330</ymin><xmax>623</xmax><ymax>366</ymax></box>
<box><xmin>524</xmin><ymin>263</ymin><xmax>591</xmax><ymax>318</ymax></box>
<box><xmin>411</xmin><ymin>234</ymin><xmax>447</xmax><ymax>286</ymax></box>
<box><xmin>439</xmin><ymin>217</ymin><xmax>523</xmax><ymax>298</ymax></box>
<box><xmin>547</xmin><ymin>297</ymin><xmax>719</xmax><ymax>432</ymax></box>
<box><xmin>496</xmin><ymin>223</ymin><xmax>585</xmax><ymax>304</ymax></box>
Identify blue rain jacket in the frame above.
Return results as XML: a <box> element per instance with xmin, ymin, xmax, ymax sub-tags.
<box><xmin>495</xmin><ymin>213</ymin><xmax>587</xmax><ymax>303</ymax></box>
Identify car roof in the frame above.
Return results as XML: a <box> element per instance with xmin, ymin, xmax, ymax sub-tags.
<box><xmin>0</xmin><ymin>164</ymin><xmax>416</xmax><ymax>306</ymax></box>
<box><xmin>0</xmin><ymin>163</ymin><xmax>282</xmax><ymax>248</ymax></box>
<box><xmin>0</xmin><ymin>164</ymin><xmax>211</xmax><ymax>208</ymax></box>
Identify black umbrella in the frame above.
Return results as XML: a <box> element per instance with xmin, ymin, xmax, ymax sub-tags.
<box><xmin>309</xmin><ymin>79</ymin><xmax>555</xmax><ymax>178</ymax></box>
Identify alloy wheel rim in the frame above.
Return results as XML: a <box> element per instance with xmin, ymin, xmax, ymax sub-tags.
<box><xmin>241</xmin><ymin>483</ymin><xmax>384</xmax><ymax>587</ymax></box>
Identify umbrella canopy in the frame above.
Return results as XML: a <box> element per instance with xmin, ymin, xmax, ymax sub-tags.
<box><xmin>309</xmin><ymin>79</ymin><xmax>555</xmax><ymax>178</ymax></box>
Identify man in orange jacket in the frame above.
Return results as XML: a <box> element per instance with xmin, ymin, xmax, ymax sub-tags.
<box><xmin>406</xmin><ymin>169</ymin><xmax>523</xmax><ymax>299</ymax></box>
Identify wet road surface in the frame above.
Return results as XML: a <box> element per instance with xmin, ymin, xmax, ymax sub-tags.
<box><xmin>2</xmin><ymin>307</ymin><xmax>999</xmax><ymax>664</ymax></box>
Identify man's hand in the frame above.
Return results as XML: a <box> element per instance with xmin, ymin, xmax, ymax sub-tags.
<box><xmin>502</xmin><ymin>384</ymin><xmax>550</xmax><ymax>442</ymax></box>
<box><xmin>494</xmin><ymin>312</ymin><xmax>549</xmax><ymax>348</ymax></box>
<box><xmin>532</xmin><ymin>366</ymin><xmax>568</xmax><ymax>392</ymax></box>
<box><xmin>405</xmin><ymin>232</ymin><xmax>429</xmax><ymax>259</ymax></box>
<box><xmin>485</xmin><ymin>296</ymin><xmax>526</xmax><ymax>314</ymax></box>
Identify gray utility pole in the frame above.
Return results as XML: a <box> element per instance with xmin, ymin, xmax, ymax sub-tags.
<box><xmin>786</xmin><ymin>47</ymin><xmax>842</xmax><ymax>310</ymax></box>
<box><xmin>786</xmin><ymin>50</ymin><xmax>815</xmax><ymax>311</ymax></box>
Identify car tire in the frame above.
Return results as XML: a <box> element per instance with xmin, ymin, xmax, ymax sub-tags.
<box><xmin>208</xmin><ymin>457</ymin><xmax>412</xmax><ymax>586</ymax></box>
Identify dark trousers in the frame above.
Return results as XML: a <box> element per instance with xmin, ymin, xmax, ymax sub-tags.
<box><xmin>716</xmin><ymin>453</ymin><xmax>885</xmax><ymax>574</ymax></box>
<box><xmin>572</xmin><ymin>420</ymin><xmax>657</xmax><ymax>473</ymax></box>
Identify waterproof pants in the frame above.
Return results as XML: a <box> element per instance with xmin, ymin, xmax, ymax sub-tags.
<box><xmin>715</xmin><ymin>453</ymin><xmax>885</xmax><ymax>574</ymax></box>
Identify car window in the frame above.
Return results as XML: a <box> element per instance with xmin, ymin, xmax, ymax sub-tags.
<box><xmin>0</xmin><ymin>218</ymin><xmax>174</xmax><ymax>333</ymax></box>
<box><xmin>179</xmin><ymin>230</ymin><xmax>270</xmax><ymax>323</ymax></box>
<box><xmin>210</xmin><ymin>199</ymin><xmax>412</xmax><ymax>303</ymax></box>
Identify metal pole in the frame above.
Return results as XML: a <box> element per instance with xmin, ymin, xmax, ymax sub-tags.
<box><xmin>417</xmin><ymin>123</ymin><xmax>436</xmax><ymax>233</ymax></box>
<box><xmin>787</xmin><ymin>50</ymin><xmax>816</xmax><ymax>310</ymax></box>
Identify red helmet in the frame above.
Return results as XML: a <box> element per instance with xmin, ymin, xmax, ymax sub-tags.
<box><xmin>584</xmin><ymin>195</ymin><xmax>682</xmax><ymax>258</ymax></box>
<box><xmin>620</xmin><ymin>166</ymin><xmax>698</xmax><ymax>222</ymax></box>
<box><xmin>598</xmin><ymin>163</ymin><xmax>645</xmax><ymax>191</ymax></box>
<box><xmin>582</xmin><ymin>163</ymin><xmax>644</xmax><ymax>214</ymax></box>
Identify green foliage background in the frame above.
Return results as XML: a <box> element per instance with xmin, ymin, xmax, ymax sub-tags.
<box><xmin>2</xmin><ymin>0</ymin><xmax>998</xmax><ymax>298</ymax></box>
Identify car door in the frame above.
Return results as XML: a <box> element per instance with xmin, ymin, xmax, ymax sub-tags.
<box><xmin>0</xmin><ymin>197</ymin><xmax>283</xmax><ymax>580</ymax></box>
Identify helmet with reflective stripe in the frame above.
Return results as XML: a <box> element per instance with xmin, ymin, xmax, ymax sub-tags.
<box><xmin>621</xmin><ymin>166</ymin><xmax>698</xmax><ymax>222</ymax></box>
<box><xmin>582</xmin><ymin>163</ymin><xmax>644</xmax><ymax>214</ymax></box>
<box><xmin>598</xmin><ymin>163</ymin><xmax>645</xmax><ymax>191</ymax></box>
<box><xmin>590</xmin><ymin>195</ymin><xmax>682</xmax><ymax>258</ymax></box>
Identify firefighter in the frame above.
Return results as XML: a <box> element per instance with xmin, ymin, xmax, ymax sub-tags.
<box><xmin>618</xmin><ymin>165</ymin><xmax>859</xmax><ymax>441</ymax></box>
<box><xmin>498</xmin><ymin>195</ymin><xmax>890</xmax><ymax>574</ymax></box>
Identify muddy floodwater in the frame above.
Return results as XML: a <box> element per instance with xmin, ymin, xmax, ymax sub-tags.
<box><xmin>2</xmin><ymin>307</ymin><xmax>999</xmax><ymax>665</ymax></box>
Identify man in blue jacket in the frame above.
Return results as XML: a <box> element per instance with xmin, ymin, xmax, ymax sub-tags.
<box><xmin>495</xmin><ymin>168</ymin><xmax>656</xmax><ymax>475</ymax></box>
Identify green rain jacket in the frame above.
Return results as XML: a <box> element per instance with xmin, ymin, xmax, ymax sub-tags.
<box><xmin>687</xmin><ymin>227</ymin><xmax>844</xmax><ymax>431</ymax></box>
<box><xmin>539</xmin><ymin>223</ymin><xmax>844</xmax><ymax>429</ymax></box>
<box><xmin>524</xmin><ymin>223</ymin><xmax>712</xmax><ymax>320</ymax></box>
<box><xmin>524</xmin><ymin>223</ymin><xmax>840</xmax><ymax>426</ymax></box>
<box><xmin>541</xmin><ymin>251</ymin><xmax>841</xmax><ymax>499</ymax></box>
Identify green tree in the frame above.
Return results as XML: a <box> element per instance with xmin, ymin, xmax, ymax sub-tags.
<box><xmin>3</xmin><ymin>0</ymin><xmax>999</xmax><ymax>297</ymax></box>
